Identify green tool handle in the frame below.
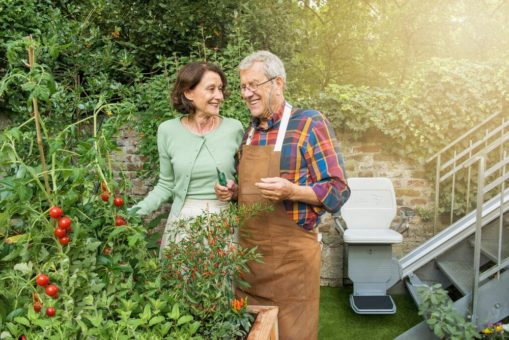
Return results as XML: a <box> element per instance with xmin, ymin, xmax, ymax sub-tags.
<box><xmin>216</xmin><ymin>168</ymin><xmax>227</xmax><ymax>186</ymax></box>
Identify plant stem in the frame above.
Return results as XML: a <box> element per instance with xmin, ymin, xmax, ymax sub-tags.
<box><xmin>18</xmin><ymin>117</ymin><xmax>35</xmax><ymax>129</ymax></box>
<box><xmin>27</xmin><ymin>35</ymin><xmax>51</xmax><ymax>201</ymax></box>
<box><xmin>93</xmin><ymin>102</ymin><xmax>111</xmax><ymax>193</ymax></box>
<box><xmin>52</xmin><ymin>152</ymin><xmax>57</xmax><ymax>193</ymax></box>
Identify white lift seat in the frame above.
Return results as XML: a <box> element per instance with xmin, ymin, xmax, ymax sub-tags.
<box><xmin>344</xmin><ymin>228</ymin><xmax>402</xmax><ymax>244</ymax></box>
<box><xmin>342</xmin><ymin>178</ymin><xmax>402</xmax><ymax>244</ymax></box>
<box><xmin>338</xmin><ymin>177</ymin><xmax>403</xmax><ymax>315</ymax></box>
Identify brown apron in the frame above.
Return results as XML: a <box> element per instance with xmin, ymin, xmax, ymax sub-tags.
<box><xmin>237</xmin><ymin>104</ymin><xmax>321</xmax><ymax>340</ymax></box>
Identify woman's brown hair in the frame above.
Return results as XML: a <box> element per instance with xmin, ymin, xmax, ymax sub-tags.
<box><xmin>171</xmin><ymin>62</ymin><xmax>228</xmax><ymax>114</ymax></box>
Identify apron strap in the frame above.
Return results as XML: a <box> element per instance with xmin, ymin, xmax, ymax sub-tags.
<box><xmin>274</xmin><ymin>102</ymin><xmax>292</xmax><ymax>152</ymax></box>
<box><xmin>245</xmin><ymin>102</ymin><xmax>293</xmax><ymax>151</ymax></box>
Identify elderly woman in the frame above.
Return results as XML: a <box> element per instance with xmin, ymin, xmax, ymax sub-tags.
<box><xmin>131</xmin><ymin>62</ymin><xmax>242</xmax><ymax>252</ymax></box>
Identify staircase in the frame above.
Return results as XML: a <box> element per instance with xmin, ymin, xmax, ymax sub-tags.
<box><xmin>396</xmin><ymin>112</ymin><xmax>509</xmax><ymax>339</ymax></box>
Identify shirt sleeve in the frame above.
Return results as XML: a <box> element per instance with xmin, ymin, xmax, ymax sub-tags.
<box><xmin>130</xmin><ymin>124</ymin><xmax>175</xmax><ymax>216</ymax></box>
<box><xmin>303</xmin><ymin>115</ymin><xmax>349</xmax><ymax>214</ymax></box>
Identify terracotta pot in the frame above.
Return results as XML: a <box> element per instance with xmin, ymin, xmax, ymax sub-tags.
<box><xmin>247</xmin><ymin>305</ymin><xmax>279</xmax><ymax>340</ymax></box>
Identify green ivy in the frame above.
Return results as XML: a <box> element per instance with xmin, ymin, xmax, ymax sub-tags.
<box><xmin>303</xmin><ymin>59</ymin><xmax>509</xmax><ymax>164</ymax></box>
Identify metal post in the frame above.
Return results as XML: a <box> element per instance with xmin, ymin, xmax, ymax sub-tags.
<box><xmin>471</xmin><ymin>156</ymin><xmax>485</xmax><ymax>326</ymax></box>
<box><xmin>497</xmin><ymin>151</ymin><xmax>506</xmax><ymax>280</ymax></box>
<box><xmin>450</xmin><ymin>151</ymin><xmax>457</xmax><ymax>224</ymax></box>
<box><xmin>466</xmin><ymin>140</ymin><xmax>472</xmax><ymax>211</ymax></box>
<box><xmin>433</xmin><ymin>154</ymin><xmax>441</xmax><ymax>235</ymax></box>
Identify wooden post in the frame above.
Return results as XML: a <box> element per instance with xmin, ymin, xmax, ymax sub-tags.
<box><xmin>27</xmin><ymin>35</ymin><xmax>52</xmax><ymax>198</ymax></box>
<box><xmin>247</xmin><ymin>305</ymin><xmax>279</xmax><ymax>340</ymax></box>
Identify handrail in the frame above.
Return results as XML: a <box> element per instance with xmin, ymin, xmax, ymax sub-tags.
<box><xmin>441</xmin><ymin>133</ymin><xmax>509</xmax><ymax>182</ymax></box>
<box><xmin>440</xmin><ymin>119</ymin><xmax>509</xmax><ymax>171</ymax></box>
<box><xmin>485</xmin><ymin>154</ymin><xmax>509</xmax><ymax>178</ymax></box>
<box><xmin>429</xmin><ymin>112</ymin><xmax>507</xmax><ymax>233</ymax></box>
<box><xmin>426</xmin><ymin>111</ymin><xmax>502</xmax><ymax>163</ymax></box>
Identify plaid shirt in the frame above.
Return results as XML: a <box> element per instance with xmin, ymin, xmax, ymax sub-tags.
<box><xmin>241</xmin><ymin>102</ymin><xmax>349</xmax><ymax>230</ymax></box>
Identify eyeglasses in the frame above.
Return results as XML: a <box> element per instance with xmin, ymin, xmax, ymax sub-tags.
<box><xmin>240</xmin><ymin>77</ymin><xmax>276</xmax><ymax>93</ymax></box>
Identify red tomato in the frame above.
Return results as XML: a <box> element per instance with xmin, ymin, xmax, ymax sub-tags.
<box><xmin>49</xmin><ymin>206</ymin><xmax>63</xmax><ymax>219</ymax></box>
<box><xmin>58</xmin><ymin>216</ymin><xmax>72</xmax><ymax>230</ymax></box>
<box><xmin>54</xmin><ymin>227</ymin><xmax>67</xmax><ymax>238</ymax></box>
<box><xmin>59</xmin><ymin>236</ymin><xmax>71</xmax><ymax>246</ymax></box>
<box><xmin>33</xmin><ymin>302</ymin><xmax>42</xmax><ymax>313</ymax></box>
<box><xmin>35</xmin><ymin>274</ymin><xmax>50</xmax><ymax>287</ymax></box>
<box><xmin>100</xmin><ymin>192</ymin><xmax>110</xmax><ymax>202</ymax></box>
<box><xmin>45</xmin><ymin>284</ymin><xmax>58</xmax><ymax>297</ymax></box>
<box><xmin>19</xmin><ymin>336</ymin><xmax>27</xmax><ymax>340</ymax></box>
<box><xmin>115</xmin><ymin>216</ymin><xmax>126</xmax><ymax>226</ymax></box>
<box><xmin>46</xmin><ymin>307</ymin><xmax>56</xmax><ymax>317</ymax></box>
<box><xmin>113</xmin><ymin>197</ymin><xmax>124</xmax><ymax>207</ymax></box>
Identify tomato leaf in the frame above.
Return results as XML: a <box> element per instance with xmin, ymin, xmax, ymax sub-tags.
<box><xmin>13</xmin><ymin>262</ymin><xmax>32</xmax><ymax>275</ymax></box>
<box><xmin>13</xmin><ymin>316</ymin><xmax>30</xmax><ymax>326</ymax></box>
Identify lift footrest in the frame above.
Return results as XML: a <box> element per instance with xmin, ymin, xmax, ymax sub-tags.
<box><xmin>350</xmin><ymin>294</ymin><xmax>396</xmax><ymax>314</ymax></box>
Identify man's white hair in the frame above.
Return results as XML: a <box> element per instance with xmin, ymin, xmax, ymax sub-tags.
<box><xmin>239</xmin><ymin>50</ymin><xmax>286</xmax><ymax>84</ymax></box>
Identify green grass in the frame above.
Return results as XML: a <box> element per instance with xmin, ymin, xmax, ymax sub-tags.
<box><xmin>319</xmin><ymin>287</ymin><xmax>423</xmax><ymax>340</ymax></box>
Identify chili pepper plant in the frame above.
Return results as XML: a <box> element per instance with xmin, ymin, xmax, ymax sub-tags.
<box><xmin>161</xmin><ymin>204</ymin><xmax>266</xmax><ymax>338</ymax></box>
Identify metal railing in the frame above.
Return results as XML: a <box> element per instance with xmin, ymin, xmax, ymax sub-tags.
<box><xmin>470</xmin><ymin>153</ymin><xmax>509</xmax><ymax>325</ymax></box>
<box><xmin>427</xmin><ymin>111</ymin><xmax>508</xmax><ymax>234</ymax></box>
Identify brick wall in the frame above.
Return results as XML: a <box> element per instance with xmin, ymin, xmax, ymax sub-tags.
<box><xmin>112</xmin><ymin>127</ymin><xmax>172</xmax><ymax>226</ymax></box>
<box><xmin>0</xmin><ymin>113</ymin><xmax>10</xmax><ymax>130</ymax></box>
<box><xmin>115</xmin><ymin>128</ymin><xmax>435</xmax><ymax>287</ymax></box>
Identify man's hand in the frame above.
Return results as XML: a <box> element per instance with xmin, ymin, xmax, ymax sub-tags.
<box><xmin>214</xmin><ymin>179</ymin><xmax>238</xmax><ymax>202</ymax></box>
<box><xmin>254</xmin><ymin>177</ymin><xmax>296</xmax><ymax>201</ymax></box>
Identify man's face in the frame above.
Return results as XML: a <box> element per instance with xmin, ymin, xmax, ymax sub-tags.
<box><xmin>240</xmin><ymin>62</ymin><xmax>277</xmax><ymax>119</ymax></box>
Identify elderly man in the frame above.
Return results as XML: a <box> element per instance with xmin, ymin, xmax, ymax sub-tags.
<box><xmin>216</xmin><ymin>50</ymin><xmax>349</xmax><ymax>340</ymax></box>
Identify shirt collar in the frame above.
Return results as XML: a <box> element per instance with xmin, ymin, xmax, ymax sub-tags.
<box><xmin>252</xmin><ymin>102</ymin><xmax>286</xmax><ymax>131</ymax></box>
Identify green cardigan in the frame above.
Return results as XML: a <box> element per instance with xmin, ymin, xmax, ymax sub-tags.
<box><xmin>131</xmin><ymin>116</ymin><xmax>243</xmax><ymax>217</ymax></box>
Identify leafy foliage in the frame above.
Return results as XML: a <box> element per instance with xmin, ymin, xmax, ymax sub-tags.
<box><xmin>304</xmin><ymin>59</ymin><xmax>509</xmax><ymax>164</ymax></box>
<box><xmin>417</xmin><ymin>284</ymin><xmax>480</xmax><ymax>339</ymax></box>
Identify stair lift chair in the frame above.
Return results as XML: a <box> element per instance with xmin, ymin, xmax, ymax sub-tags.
<box><xmin>336</xmin><ymin>177</ymin><xmax>403</xmax><ymax>314</ymax></box>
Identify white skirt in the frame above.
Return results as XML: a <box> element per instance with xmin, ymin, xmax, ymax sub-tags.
<box><xmin>160</xmin><ymin>199</ymin><xmax>228</xmax><ymax>253</ymax></box>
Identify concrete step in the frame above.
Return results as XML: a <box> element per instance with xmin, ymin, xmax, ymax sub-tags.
<box><xmin>435</xmin><ymin>259</ymin><xmax>474</xmax><ymax>295</ymax></box>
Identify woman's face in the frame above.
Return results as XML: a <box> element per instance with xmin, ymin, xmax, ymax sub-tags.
<box><xmin>184</xmin><ymin>71</ymin><xmax>224</xmax><ymax>116</ymax></box>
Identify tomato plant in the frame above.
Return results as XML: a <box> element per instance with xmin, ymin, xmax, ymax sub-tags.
<box><xmin>35</xmin><ymin>274</ymin><xmax>49</xmax><ymax>287</ymax></box>
<box><xmin>53</xmin><ymin>228</ymin><xmax>67</xmax><ymax>238</ymax></box>
<box><xmin>57</xmin><ymin>216</ymin><xmax>72</xmax><ymax>230</ymax></box>
<box><xmin>33</xmin><ymin>302</ymin><xmax>42</xmax><ymax>313</ymax></box>
<box><xmin>58</xmin><ymin>236</ymin><xmax>71</xmax><ymax>246</ymax></box>
<box><xmin>100</xmin><ymin>192</ymin><xmax>110</xmax><ymax>202</ymax></box>
<box><xmin>49</xmin><ymin>206</ymin><xmax>63</xmax><ymax>219</ymax></box>
<box><xmin>115</xmin><ymin>216</ymin><xmax>126</xmax><ymax>226</ymax></box>
<box><xmin>0</xmin><ymin>36</ymin><xmax>261</xmax><ymax>339</ymax></box>
<box><xmin>45</xmin><ymin>307</ymin><xmax>56</xmax><ymax>317</ymax></box>
<box><xmin>45</xmin><ymin>285</ymin><xmax>58</xmax><ymax>297</ymax></box>
<box><xmin>113</xmin><ymin>197</ymin><xmax>124</xmax><ymax>207</ymax></box>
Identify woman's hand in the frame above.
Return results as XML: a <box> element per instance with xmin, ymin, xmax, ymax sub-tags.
<box><xmin>214</xmin><ymin>179</ymin><xmax>238</xmax><ymax>202</ymax></box>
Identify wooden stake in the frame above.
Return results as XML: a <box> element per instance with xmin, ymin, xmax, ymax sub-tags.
<box><xmin>27</xmin><ymin>35</ymin><xmax>52</xmax><ymax>197</ymax></box>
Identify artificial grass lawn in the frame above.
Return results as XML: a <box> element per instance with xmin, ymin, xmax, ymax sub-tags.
<box><xmin>319</xmin><ymin>286</ymin><xmax>422</xmax><ymax>340</ymax></box>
